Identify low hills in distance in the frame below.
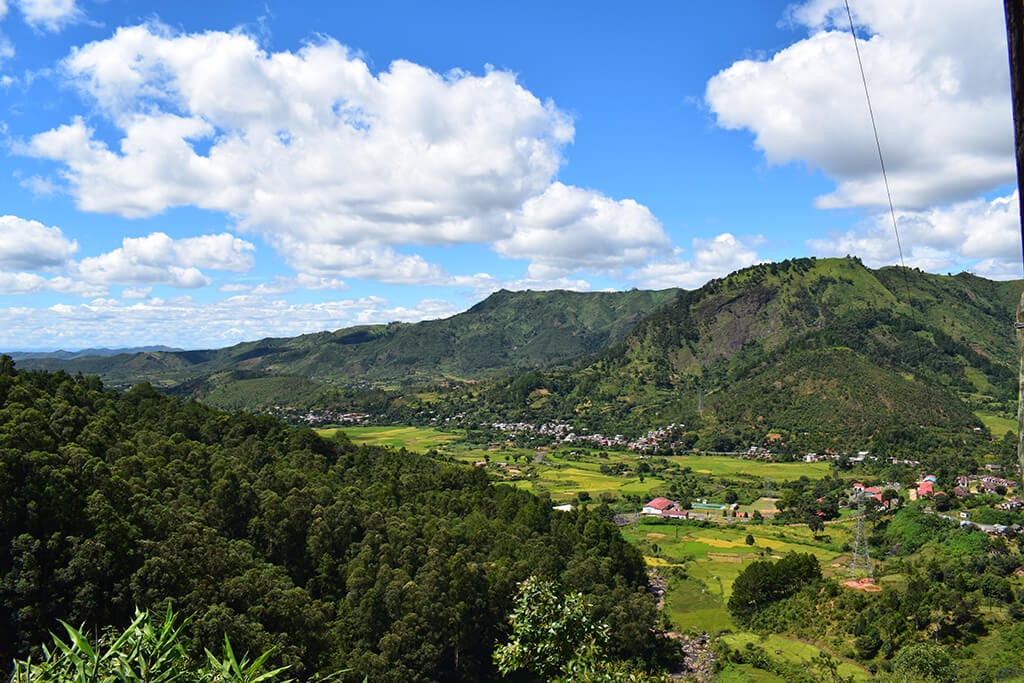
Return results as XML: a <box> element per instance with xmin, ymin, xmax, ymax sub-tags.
<box><xmin>8</xmin><ymin>345</ymin><xmax>184</xmax><ymax>361</ymax></box>
<box><xmin>16</xmin><ymin>287</ymin><xmax>681</xmax><ymax>405</ymax></box>
<box><xmin>16</xmin><ymin>256</ymin><xmax>1024</xmax><ymax>452</ymax></box>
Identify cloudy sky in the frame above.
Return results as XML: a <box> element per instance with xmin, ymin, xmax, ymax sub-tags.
<box><xmin>0</xmin><ymin>0</ymin><xmax>1017</xmax><ymax>350</ymax></box>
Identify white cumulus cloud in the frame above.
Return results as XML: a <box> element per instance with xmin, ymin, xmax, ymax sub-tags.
<box><xmin>630</xmin><ymin>233</ymin><xmax>765</xmax><ymax>290</ymax></box>
<box><xmin>14</xmin><ymin>0</ymin><xmax>82</xmax><ymax>32</ymax></box>
<box><xmin>274</xmin><ymin>238</ymin><xmax>448</xmax><ymax>285</ymax></box>
<box><xmin>20</xmin><ymin>24</ymin><xmax>673</xmax><ymax>286</ymax></box>
<box><xmin>807</xmin><ymin>191</ymin><xmax>1022</xmax><ymax>277</ymax></box>
<box><xmin>29</xmin><ymin>25</ymin><xmax>574</xmax><ymax>246</ymax></box>
<box><xmin>0</xmin><ymin>215</ymin><xmax>78</xmax><ymax>270</ymax></box>
<box><xmin>497</xmin><ymin>182</ymin><xmax>671</xmax><ymax>278</ymax></box>
<box><xmin>74</xmin><ymin>231</ymin><xmax>255</xmax><ymax>288</ymax></box>
<box><xmin>0</xmin><ymin>271</ymin><xmax>46</xmax><ymax>294</ymax></box>
<box><xmin>706</xmin><ymin>0</ymin><xmax>1012</xmax><ymax>211</ymax></box>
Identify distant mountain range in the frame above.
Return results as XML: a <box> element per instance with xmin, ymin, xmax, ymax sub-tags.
<box><xmin>7</xmin><ymin>346</ymin><xmax>184</xmax><ymax>361</ymax></box>
<box><xmin>13</xmin><ymin>288</ymin><xmax>679</xmax><ymax>401</ymax></box>
<box><xmin>12</xmin><ymin>257</ymin><xmax>1023</xmax><ymax>447</ymax></box>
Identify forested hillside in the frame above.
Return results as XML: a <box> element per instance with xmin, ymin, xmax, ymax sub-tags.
<box><xmin>0</xmin><ymin>357</ymin><xmax>662</xmax><ymax>681</ymax></box>
<box><xmin>426</xmin><ymin>258</ymin><xmax>1022</xmax><ymax>450</ymax></box>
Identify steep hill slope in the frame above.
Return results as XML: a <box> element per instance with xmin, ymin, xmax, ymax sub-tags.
<box><xmin>462</xmin><ymin>257</ymin><xmax>1021</xmax><ymax>450</ymax></box>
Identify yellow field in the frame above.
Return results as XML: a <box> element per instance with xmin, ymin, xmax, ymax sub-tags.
<box><xmin>317</xmin><ymin>425</ymin><xmax>460</xmax><ymax>450</ymax></box>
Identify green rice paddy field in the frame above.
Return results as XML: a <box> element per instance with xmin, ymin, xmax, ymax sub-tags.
<box><xmin>620</xmin><ymin>519</ymin><xmax>865</xmax><ymax>681</ymax></box>
<box><xmin>326</xmin><ymin>425</ymin><xmax>835</xmax><ymax>503</ymax></box>
<box><xmin>317</xmin><ymin>425</ymin><xmax>461</xmax><ymax>450</ymax></box>
<box><xmin>667</xmin><ymin>455</ymin><xmax>831</xmax><ymax>480</ymax></box>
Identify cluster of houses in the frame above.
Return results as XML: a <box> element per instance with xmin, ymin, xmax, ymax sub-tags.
<box><xmin>853</xmin><ymin>470</ymin><xmax>1022</xmax><ymax>511</ymax></box>
<box><xmin>801</xmin><ymin>450</ymin><xmax>878</xmax><ymax>464</ymax></box>
<box><xmin>909</xmin><ymin>472</ymin><xmax>1020</xmax><ymax>501</ymax></box>
<box><xmin>639</xmin><ymin>495</ymin><xmax>755</xmax><ymax>520</ymax></box>
<box><xmin>488</xmin><ymin>421</ymin><xmax>690</xmax><ymax>452</ymax></box>
<box><xmin>955</xmin><ymin>474</ymin><xmax>1017</xmax><ymax>495</ymax></box>
<box><xmin>490</xmin><ymin>421</ymin><xmax>575</xmax><ymax>439</ymax></box>
<box><xmin>910</xmin><ymin>474</ymin><xmax>939</xmax><ymax>500</ymax></box>
<box><xmin>268</xmin><ymin>407</ymin><xmax>370</xmax><ymax>426</ymax></box>
<box><xmin>629</xmin><ymin>424</ymin><xmax>688</xmax><ymax>452</ymax></box>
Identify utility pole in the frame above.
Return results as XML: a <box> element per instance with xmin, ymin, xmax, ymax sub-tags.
<box><xmin>1005</xmin><ymin>0</ymin><xmax>1024</xmax><ymax>491</ymax></box>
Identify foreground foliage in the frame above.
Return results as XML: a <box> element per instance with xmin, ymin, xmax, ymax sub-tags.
<box><xmin>11</xmin><ymin>606</ymin><xmax>296</xmax><ymax>682</ymax></box>
<box><xmin>493</xmin><ymin>577</ymin><xmax>667</xmax><ymax>683</ymax></box>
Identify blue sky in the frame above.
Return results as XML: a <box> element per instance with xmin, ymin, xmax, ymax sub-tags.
<box><xmin>0</xmin><ymin>0</ymin><xmax>1017</xmax><ymax>350</ymax></box>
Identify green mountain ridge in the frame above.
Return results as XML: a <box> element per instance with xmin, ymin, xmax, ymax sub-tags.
<box><xmin>18</xmin><ymin>257</ymin><xmax>1024</xmax><ymax>450</ymax></box>
<box><xmin>16</xmin><ymin>288</ymin><xmax>681</xmax><ymax>406</ymax></box>
<box><xmin>435</xmin><ymin>257</ymin><xmax>1022</xmax><ymax>450</ymax></box>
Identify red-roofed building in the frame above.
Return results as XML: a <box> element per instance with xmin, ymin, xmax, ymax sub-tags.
<box><xmin>917</xmin><ymin>481</ymin><xmax>934</xmax><ymax>497</ymax></box>
<box><xmin>864</xmin><ymin>486</ymin><xmax>883</xmax><ymax>502</ymax></box>
<box><xmin>642</xmin><ymin>497</ymin><xmax>689</xmax><ymax>518</ymax></box>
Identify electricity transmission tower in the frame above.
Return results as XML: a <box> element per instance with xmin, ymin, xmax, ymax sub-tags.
<box><xmin>849</xmin><ymin>492</ymin><xmax>873</xmax><ymax>580</ymax></box>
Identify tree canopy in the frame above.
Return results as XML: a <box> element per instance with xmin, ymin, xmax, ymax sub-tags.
<box><xmin>0</xmin><ymin>359</ymin><xmax>659</xmax><ymax>681</ymax></box>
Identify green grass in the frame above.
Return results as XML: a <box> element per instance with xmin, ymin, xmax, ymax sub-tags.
<box><xmin>663</xmin><ymin>576</ymin><xmax>736</xmax><ymax>632</ymax></box>
<box><xmin>525</xmin><ymin>467</ymin><xmax>666</xmax><ymax>502</ymax></box>
<box><xmin>721</xmin><ymin>633</ymin><xmax>870</xmax><ymax>682</ymax></box>
<box><xmin>319</xmin><ymin>425</ymin><xmax>461</xmax><ymax>450</ymax></box>
<box><xmin>713</xmin><ymin>664</ymin><xmax>787</xmax><ymax>682</ymax></box>
<box><xmin>977</xmin><ymin>410</ymin><xmax>1017</xmax><ymax>437</ymax></box>
<box><xmin>622</xmin><ymin>519</ymin><xmax>848</xmax><ymax>633</ymax></box>
<box><xmin>667</xmin><ymin>455</ymin><xmax>832</xmax><ymax>481</ymax></box>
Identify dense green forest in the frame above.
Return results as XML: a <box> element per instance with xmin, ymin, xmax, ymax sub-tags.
<box><xmin>0</xmin><ymin>357</ymin><xmax>665</xmax><ymax>681</ymax></box>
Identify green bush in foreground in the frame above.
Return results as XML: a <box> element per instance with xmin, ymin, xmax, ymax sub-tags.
<box><xmin>9</xmin><ymin>606</ymin><xmax>341</xmax><ymax>683</ymax></box>
<box><xmin>493</xmin><ymin>577</ymin><xmax>666</xmax><ymax>683</ymax></box>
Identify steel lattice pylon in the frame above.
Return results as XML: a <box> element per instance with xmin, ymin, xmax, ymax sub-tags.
<box><xmin>850</xmin><ymin>491</ymin><xmax>873</xmax><ymax>579</ymax></box>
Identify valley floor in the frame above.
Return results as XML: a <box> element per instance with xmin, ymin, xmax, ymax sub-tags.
<box><xmin>327</xmin><ymin>424</ymin><xmax>1024</xmax><ymax>682</ymax></box>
